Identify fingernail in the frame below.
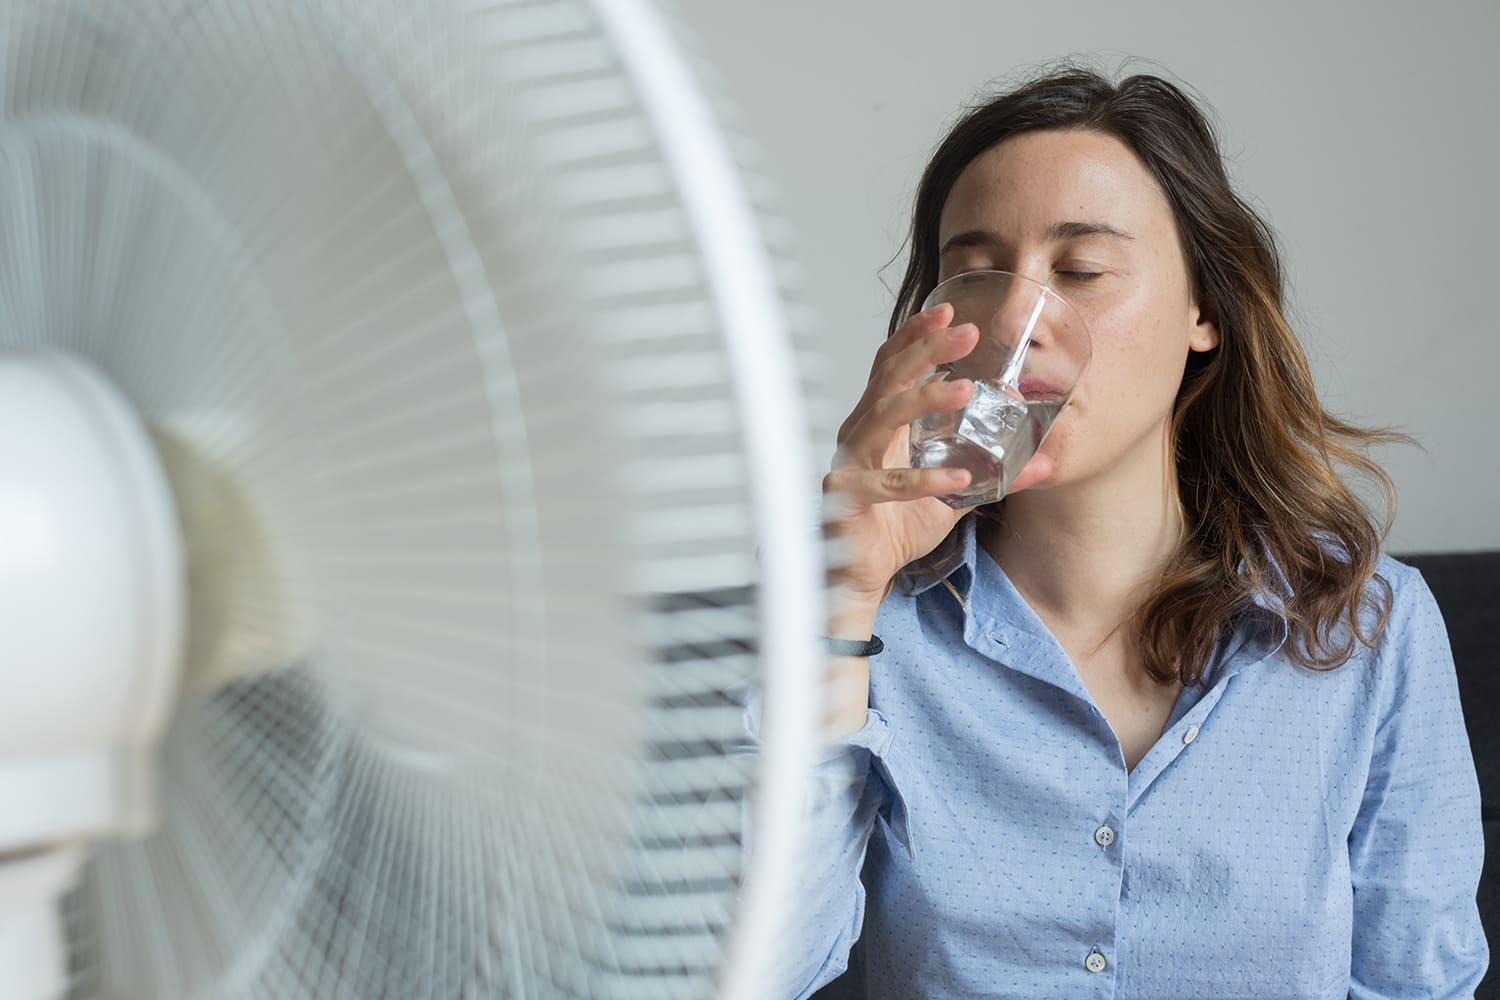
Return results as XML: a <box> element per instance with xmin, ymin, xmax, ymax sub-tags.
<box><xmin>947</xmin><ymin>469</ymin><xmax>969</xmax><ymax>483</ymax></box>
<box><xmin>947</xmin><ymin>322</ymin><xmax>974</xmax><ymax>337</ymax></box>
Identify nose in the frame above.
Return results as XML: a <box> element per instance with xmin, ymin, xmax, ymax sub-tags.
<box><xmin>939</xmin><ymin>272</ymin><xmax>1066</xmax><ymax>383</ymax></box>
<box><xmin>988</xmin><ymin>279</ymin><xmax>1080</xmax><ymax>394</ymax></box>
<box><xmin>988</xmin><ymin>280</ymin><xmax>1054</xmax><ymax>356</ymax></box>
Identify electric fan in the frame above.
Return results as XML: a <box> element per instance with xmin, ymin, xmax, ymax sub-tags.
<box><xmin>0</xmin><ymin>0</ymin><xmax>826</xmax><ymax>997</ymax></box>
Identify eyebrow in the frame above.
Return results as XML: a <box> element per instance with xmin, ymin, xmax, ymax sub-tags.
<box><xmin>1046</xmin><ymin>220</ymin><xmax>1135</xmax><ymax>242</ymax></box>
<box><xmin>938</xmin><ymin>221</ymin><xmax>1135</xmax><ymax>255</ymax></box>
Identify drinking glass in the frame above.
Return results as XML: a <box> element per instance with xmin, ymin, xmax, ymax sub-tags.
<box><xmin>909</xmin><ymin>270</ymin><xmax>1091</xmax><ymax>508</ymax></box>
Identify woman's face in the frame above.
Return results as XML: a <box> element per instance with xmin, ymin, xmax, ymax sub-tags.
<box><xmin>936</xmin><ymin>128</ymin><xmax>1219</xmax><ymax>491</ymax></box>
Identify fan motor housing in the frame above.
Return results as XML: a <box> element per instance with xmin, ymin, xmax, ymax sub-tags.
<box><xmin>0</xmin><ymin>351</ymin><xmax>184</xmax><ymax>852</ymax></box>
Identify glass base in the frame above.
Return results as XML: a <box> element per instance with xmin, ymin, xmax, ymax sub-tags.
<box><xmin>913</xmin><ymin>436</ymin><xmax>1009</xmax><ymax>510</ymax></box>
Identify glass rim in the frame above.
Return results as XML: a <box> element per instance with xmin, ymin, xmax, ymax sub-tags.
<box><xmin>920</xmin><ymin>268</ymin><xmax>1092</xmax><ymax>363</ymax></box>
<box><xmin>921</xmin><ymin>268</ymin><xmax>1088</xmax><ymax>327</ymax></box>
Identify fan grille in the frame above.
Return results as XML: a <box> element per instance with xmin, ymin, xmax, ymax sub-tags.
<box><xmin>0</xmin><ymin>0</ymin><xmax>821</xmax><ymax>996</ymax></box>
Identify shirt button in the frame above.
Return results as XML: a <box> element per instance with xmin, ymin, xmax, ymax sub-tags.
<box><xmin>1093</xmin><ymin>825</ymin><xmax>1116</xmax><ymax>848</ymax></box>
<box><xmin>1085</xmin><ymin>949</ymin><xmax>1108</xmax><ymax>973</ymax></box>
<box><xmin>1183</xmin><ymin>725</ymin><xmax>1200</xmax><ymax>745</ymax></box>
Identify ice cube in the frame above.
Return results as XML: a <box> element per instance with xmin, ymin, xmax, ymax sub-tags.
<box><xmin>958</xmin><ymin>379</ymin><xmax>1027</xmax><ymax>458</ymax></box>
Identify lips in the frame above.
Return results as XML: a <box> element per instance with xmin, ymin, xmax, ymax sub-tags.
<box><xmin>1017</xmin><ymin>376</ymin><xmax>1066</xmax><ymax>399</ymax></box>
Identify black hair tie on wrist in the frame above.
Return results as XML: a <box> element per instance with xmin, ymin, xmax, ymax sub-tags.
<box><xmin>826</xmin><ymin>634</ymin><xmax>884</xmax><ymax>657</ymax></box>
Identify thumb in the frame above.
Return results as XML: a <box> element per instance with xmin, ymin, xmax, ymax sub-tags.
<box><xmin>1007</xmin><ymin>452</ymin><xmax>1054</xmax><ymax>494</ymax></box>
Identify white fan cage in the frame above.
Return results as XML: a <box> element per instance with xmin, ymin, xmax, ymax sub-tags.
<box><xmin>0</xmin><ymin>0</ymin><xmax>826</xmax><ymax>996</ymax></box>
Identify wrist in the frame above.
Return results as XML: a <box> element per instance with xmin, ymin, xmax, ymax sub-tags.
<box><xmin>827</xmin><ymin>585</ymin><xmax>886</xmax><ymax>640</ymax></box>
<box><xmin>821</xmin><ymin>660</ymin><xmax>872</xmax><ymax>742</ymax></box>
<box><xmin>825</xmin><ymin>634</ymin><xmax>883</xmax><ymax>658</ymax></box>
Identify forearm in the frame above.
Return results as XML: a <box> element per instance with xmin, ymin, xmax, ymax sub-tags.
<box><xmin>822</xmin><ymin>593</ymin><xmax>882</xmax><ymax>741</ymax></box>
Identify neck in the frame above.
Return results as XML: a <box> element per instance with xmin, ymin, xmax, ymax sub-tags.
<box><xmin>982</xmin><ymin>431</ymin><xmax>1183</xmax><ymax>643</ymax></box>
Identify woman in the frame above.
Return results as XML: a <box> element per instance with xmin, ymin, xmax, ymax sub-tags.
<box><xmin>784</xmin><ymin>66</ymin><xmax>1487</xmax><ymax>998</ymax></box>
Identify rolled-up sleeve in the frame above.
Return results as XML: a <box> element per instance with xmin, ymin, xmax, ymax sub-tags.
<box><xmin>741</xmin><ymin>702</ymin><xmax>911</xmax><ymax>1000</ymax></box>
<box><xmin>1348</xmin><ymin>571</ymin><xmax>1488</xmax><ymax>998</ymax></box>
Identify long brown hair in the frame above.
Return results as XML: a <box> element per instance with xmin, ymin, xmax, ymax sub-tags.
<box><xmin>892</xmin><ymin>65</ymin><xmax>1406</xmax><ymax>685</ymax></box>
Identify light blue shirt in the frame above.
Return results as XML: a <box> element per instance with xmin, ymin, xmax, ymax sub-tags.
<box><xmin>775</xmin><ymin>517</ymin><xmax>1487</xmax><ymax>999</ymax></box>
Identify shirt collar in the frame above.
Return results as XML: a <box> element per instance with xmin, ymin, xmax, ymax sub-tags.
<box><xmin>893</xmin><ymin>513</ymin><xmax>1291</xmax><ymax>641</ymax></box>
<box><xmin>892</xmin><ymin>515</ymin><xmax>980</xmax><ymax>599</ymax></box>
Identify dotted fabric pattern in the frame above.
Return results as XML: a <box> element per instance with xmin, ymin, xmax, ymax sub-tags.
<box><xmin>776</xmin><ymin>518</ymin><xmax>1488</xmax><ymax>1000</ymax></box>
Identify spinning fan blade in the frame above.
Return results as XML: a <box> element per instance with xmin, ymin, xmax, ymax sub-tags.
<box><xmin>0</xmin><ymin>0</ymin><xmax>826</xmax><ymax>997</ymax></box>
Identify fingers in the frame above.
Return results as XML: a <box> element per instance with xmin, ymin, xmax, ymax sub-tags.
<box><xmin>827</xmin><ymin>447</ymin><xmax>1053</xmax><ymax>514</ymax></box>
<box><xmin>871</xmin><ymin>318</ymin><xmax>978</xmax><ymax>396</ymax></box>
<box><xmin>839</xmin><ymin>374</ymin><xmax>974</xmax><ymax>466</ymax></box>
<box><xmin>823</xmin><ymin>465</ymin><xmax>971</xmax><ymax>509</ymax></box>
<box><xmin>867</xmin><ymin>303</ymin><xmax>953</xmax><ymax>376</ymax></box>
<box><xmin>839</xmin><ymin>313</ymin><xmax>978</xmax><ymax>446</ymax></box>
<box><xmin>864</xmin><ymin>304</ymin><xmax>979</xmax><ymax>392</ymax></box>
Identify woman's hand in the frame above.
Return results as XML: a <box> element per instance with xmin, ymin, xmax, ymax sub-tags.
<box><xmin>818</xmin><ymin>303</ymin><xmax>1051</xmax><ymax>739</ymax></box>
<box><xmin>824</xmin><ymin>303</ymin><xmax>1051</xmax><ymax>609</ymax></box>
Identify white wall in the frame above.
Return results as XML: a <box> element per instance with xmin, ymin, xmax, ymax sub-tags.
<box><xmin>680</xmin><ymin>0</ymin><xmax>1500</xmax><ymax>553</ymax></box>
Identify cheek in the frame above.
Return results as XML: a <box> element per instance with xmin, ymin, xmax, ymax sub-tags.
<box><xmin>1037</xmin><ymin>295</ymin><xmax>1190</xmax><ymax>463</ymax></box>
<box><xmin>1073</xmin><ymin>291</ymin><xmax>1190</xmax><ymax>407</ymax></box>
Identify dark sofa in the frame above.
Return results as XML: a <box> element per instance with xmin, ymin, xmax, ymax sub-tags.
<box><xmin>813</xmin><ymin>551</ymin><xmax>1498</xmax><ymax>999</ymax></box>
<box><xmin>1406</xmin><ymin>552</ymin><xmax>1500</xmax><ymax>998</ymax></box>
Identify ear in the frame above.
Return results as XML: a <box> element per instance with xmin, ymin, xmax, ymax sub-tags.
<box><xmin>1188</xmin><ymin>300</ymin><xmax>1220</xmax><ymax>353</ymax></box>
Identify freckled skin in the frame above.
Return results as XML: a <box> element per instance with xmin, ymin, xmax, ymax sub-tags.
<box><xmin>937</xmin><ymin>130</ymin><xmax>1220</xmax><ymax>493</ymax></box>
